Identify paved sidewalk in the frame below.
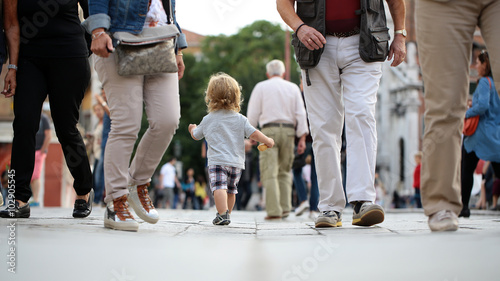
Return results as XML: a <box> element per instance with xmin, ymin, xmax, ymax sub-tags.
<box><xmin>1</xmin><ymin>207</ymin><xmax>499</xmax><ymax>281</ymax></box>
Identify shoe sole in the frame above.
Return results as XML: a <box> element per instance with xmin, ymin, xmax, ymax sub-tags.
<box><xmin>315</xmin><ymin>220</ymin><xmax>342</xmax><ymax>228</ymax></box>
<box><xmin>104</xmin><ymin>219</ymin><xmax>139</xmax><ymax>232</ymax></box>
<box><xmin>128</xmin><ymin>196</ymin><xmax>159</xmax><ymax>224</ymax></box>
<box><xmin>213</xmin><ymin>219</ymin><xmax>230</xmax><ymax>225</ymax></box>
<box><xmin>352</xmin><ymin>209</ymin><xmax>384</xmax><ymax>226</ymax></box>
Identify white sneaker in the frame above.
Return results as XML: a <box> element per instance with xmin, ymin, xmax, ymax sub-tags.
<box><xmin>104</xmin><ymin>195</ymin><xmax>139</xmax><ymax>232</ymax></box>
<box><xmin>428</xmin><ymin>210</ymin><xmax>458</xmax><ymax>232</ymax></box>
<box><xmin>128</xmin><ymin>183</ymin><xmax>159</xmax><ymax>224</ymax></box>
<box><xmin>295</xmin><ymin>201</ymin><xmax>310</xmax><ymax>216</ymax></box>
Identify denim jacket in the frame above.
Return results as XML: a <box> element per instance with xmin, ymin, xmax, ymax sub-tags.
<box><xmin>82</xmin><ymin>0</ymin><xmax>187</xmax><ymax>50</ymax></box>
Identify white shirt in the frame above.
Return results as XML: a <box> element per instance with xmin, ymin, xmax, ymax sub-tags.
<box><xmin>144</xmin><ymin>0</ymin><xmax>168</xmax><ymax>28</ymax></box>
<box><xmin>160</xmin><ymin>162</ymin><xmax>176</xmax><ymax>188</ymax></box>
<box><xmin>247</xmin><ymin>77</ymin><xmax>309</xmax><ymax>138</ymax></box>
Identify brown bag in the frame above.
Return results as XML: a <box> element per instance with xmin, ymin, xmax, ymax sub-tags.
<box><xmin>463</xmin><ymin>77</ymin><xmax>492</xmax><ymax>136</ymax></box>
<box><xmin>463</xmin><ymin>115</ymin><xmax>479</xmax><ymax>136</ymax></box>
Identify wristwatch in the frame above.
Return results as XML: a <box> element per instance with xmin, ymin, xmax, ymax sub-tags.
<box><xmin>395</xmin><ymin>29</ymin><xmax>407</xmax><ymax>37</ymax></box>
<box><xmin>8</xmin><ymin>64</ymin><xmax>18</xmax><ymax>71</ymax></box>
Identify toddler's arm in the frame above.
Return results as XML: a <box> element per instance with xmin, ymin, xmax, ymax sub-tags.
<box><xmin>250</xmin><ymin>130</ymin><xmax>274</xmax><ymax>149</ymax></box>
<box><xmin>188</xmin><ymin>124</ymin><xmax>199</xmax><ymax>140</ymax></box>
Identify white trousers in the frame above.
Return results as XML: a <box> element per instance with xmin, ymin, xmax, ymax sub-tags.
<box><xmin>302</xmin><ymin>34</ymin><xmax>382</xmax><ymax>212</ymax></box>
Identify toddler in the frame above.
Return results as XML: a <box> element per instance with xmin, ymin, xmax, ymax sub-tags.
<box><xmin>189</xmin><ymin>73</ymin><xmax>274</xmax><ymax>225</ymax></box>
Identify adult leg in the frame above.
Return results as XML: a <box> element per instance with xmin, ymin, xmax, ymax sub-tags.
<box><xmin>460</xmin><ymin>146</ymin><xmax>479</xmax><ymax>214</ymax></box>
<box><xmin>278</xmin><ymin>127</ymin><xmax>295</xmax><ymax>215</ymax></box>
<box><xmin>309</xmin><ymin>151</ymin><xmax>319</xmax><ymax>212</ymax></box>
<box><xmin>47</xmin><ymin>58</ymin><xmax>92</xmax><ymax>197</ymax></box>
<box><xmin>293</xmin><ymin>167</ymin><xmax>308</xmax><ymax>204</ymax></box>
<box><xmin>416</xmin><ymin>0</ymin><xmax>478</xmax><ymax>217</ymax></box>
<box><xmin>303</xmin><ymin>35</ymin><xmax>346</xmax><ymax>213</ymax></box>
<box><xmin>260</xmin><ymin>127</ymin><xmax>282</xmax><ymax>217</ymax></box>
<box><xmin>129</xmin><ymin>73</ymin><xmax>180</xmax><ymax>186</ymax></box>
<box><xmin>11</xmin><ymin>58</ymin><xmax>47</xmax><ymax>204</ymax></box>
<box><xmin>339</xmin><ymin>34</ymin><xmax>381</xmax><ymax>204</ymax></box>
<box><xmin>94</xmin><ymin>54</ymin><xmax>145</xmax><ymax>202</ymax></box>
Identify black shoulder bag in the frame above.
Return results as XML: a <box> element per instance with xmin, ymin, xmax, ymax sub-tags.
<box><xmin>357</xmin><ymin>0</ymin><xmax>390</xmax><ymax>62</ymax></box>
<box><xmin>291</xmin><ymin>0</ymin><xmax>325</xmax><ymax>86</ymax></box>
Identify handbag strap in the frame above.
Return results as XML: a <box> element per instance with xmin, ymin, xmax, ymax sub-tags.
<box><xmin>162</xmin><ymin>0</ymin><xmax>173</xmax><ymax>24</ymax></box>
<box><xmin>486</xmin><ymin>77</ymin><xmax>492</xmax><ymax>89</ymax></box>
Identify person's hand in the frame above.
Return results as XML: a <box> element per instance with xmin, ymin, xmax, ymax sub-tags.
<box><xmin>266</xmin><ymin>137</ymin><xmax>275</xmax><ymax>149</ymax></box>
<box><xmin>297</xmin><ymin>24</ymin><xmax>326</xmax><ymax>51</ymax></box>
<box><xmin>2</xmin><ymin>69</ymin><xmax>17</xmax><ymax>98</ymax></box>
<box><xmin>90</xmin><ymin>29</ymin><xmax>113</xmax><ymax>58</ymax></box>
<box><xmin>188</xmin><ymin>124</ymin><xmax>198</xmax><ymax>140</ymax></box>
<box><xmin>388</xmin><ymin>34</ymin><xmax>406</xmax><ymax>67</ymax></box>
<box><xmin>176</xmin><ymin>54</ymin><xmax>185</xmax><ymax>80</ymax></box>
<box><xmin>296</xmin><ymin>138</ymin><xmax>306</xmax><ymax>155</ymax></box>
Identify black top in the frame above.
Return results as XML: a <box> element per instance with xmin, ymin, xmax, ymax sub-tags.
<box><xmin>18</xmin><ymin>0</ymin><xmax>89</xmax><ymax>58</ymax></box>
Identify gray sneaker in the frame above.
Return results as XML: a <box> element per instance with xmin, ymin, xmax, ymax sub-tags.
<box><xmin>428</xmin><ymin>210</ymin><xmax>458</xmax><ymax>232</ymax></box>
<box><xmin>213</xmin><ymin>210</ymin><xmax>230</xmax><ymax>225</ymax></box>
<box><xmin>315</xmin><ymin>210</ymin><xmax>342</xmax><ymax>228</ymax></box>
<box><xmin>352</xmin><ymin>201</ymin><xmax>385</xmax><ymax>226</ymax></box>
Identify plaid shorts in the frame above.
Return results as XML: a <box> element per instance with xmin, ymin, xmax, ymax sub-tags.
<box><xmin>208</xmin><ymin>165</ymin><xmax>242</xmax><ymax>194</ymax></box>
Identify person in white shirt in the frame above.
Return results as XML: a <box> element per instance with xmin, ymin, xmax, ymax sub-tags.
<box><xmin>158</xmin><ymin>157</ymin><xmax>180</xmax><ymax>209</ymax></box>
<box><xmin>247</xmin><ymin>60</ymin><xmax>309</xmax><ymax>220</ymax></box>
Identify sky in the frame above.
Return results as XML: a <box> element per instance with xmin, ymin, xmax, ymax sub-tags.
<box><xmin>175</xmin><ymin>0</ymin><xmax>289</xmax><ymax>36</ymax></box>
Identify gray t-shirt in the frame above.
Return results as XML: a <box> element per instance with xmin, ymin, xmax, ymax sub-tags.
<box><xmin>193</xmin><ymin>110</ymin><xmax>256</xmax><ymax>169</ymax></box>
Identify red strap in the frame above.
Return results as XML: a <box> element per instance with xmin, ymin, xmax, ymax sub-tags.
<box><xmin>487</xmin><ymin>77</ymin><xmax>492</xmax><ymax>89</ymax></box>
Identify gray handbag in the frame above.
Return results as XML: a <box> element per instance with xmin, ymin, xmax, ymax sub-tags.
<box><xmin>113</xmin><ymin>0</ymin><xmax>179</xmax><ymax>76</ymax></box>
<box><xmin>113</xmin><ymin>25</ymin><xmax>180</xmax><ymax>76</ymax></box>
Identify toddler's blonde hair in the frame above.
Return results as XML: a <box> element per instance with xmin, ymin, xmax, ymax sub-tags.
<box><xmin>205</xmin><ymin>73</ymin><xmax>242</xmax><ymax>113</ymax></box>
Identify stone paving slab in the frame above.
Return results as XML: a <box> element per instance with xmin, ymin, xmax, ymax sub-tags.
<box><xmin>0</xmin><ymin>207</ymin><xmax>499</xmax><ymax>281</ymax></box>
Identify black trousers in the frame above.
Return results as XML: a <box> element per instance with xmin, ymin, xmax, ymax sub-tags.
<box><xmin>461</xmin><ymin>145</ymin><xmax>500</xmax><ymax>210</ymax></box>
<box><xmin>12</xmin><ymin>57</ymin><xmax>92</xmax><ymax>202</ymax></box>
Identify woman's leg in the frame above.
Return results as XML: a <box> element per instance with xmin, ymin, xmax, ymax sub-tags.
<box><xmin>460</xmin><ymin>145</ymin><xmax>479</xmax><ymax>213</ymax></box>
<box><xmin>11</xmin><ymin>58</ymin><xmax>47</xmax><ymax>204</ymax></box>
<box><xmin>47</xmin><ymin>58</ymin><xmax>92</xmax><ymax>198</ymax></box>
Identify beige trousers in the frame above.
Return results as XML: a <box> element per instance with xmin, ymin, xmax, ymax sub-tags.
<box><xmin>260</xmin><ymin>126</ymin><xmax>295</xmax><ymax>217</ymax></box>
<box><xmin>416</xmin><ymin>0</ymin><xmax>500</xmax><ymax>216</ymax></box>
<box><xmin>94</xmin><ymin>54</ymin><xmax>180</xmax><ymax>203</ymax></box>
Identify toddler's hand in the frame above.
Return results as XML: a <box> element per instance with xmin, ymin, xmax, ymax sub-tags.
<box><xmin>266</xmin><ymin>138</ymin><xmax>275</xmax><ymax>148</ymax></box>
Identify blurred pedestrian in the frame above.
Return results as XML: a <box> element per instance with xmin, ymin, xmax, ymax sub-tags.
<box><xmin>413</xmin><ymin>151</ymin><xmax>422</xmax><ymax>208</ymax></box>
<box><xmin>84</xmin><ymin>0</ymin><xmax>187</xmax><ymax>231</ymax></box>
<box><xmin>236</xmin><ymin>140</ymin><xmax>256</xmax><ymax>210</ymax></box>
<box><xmin>194</xmin><ymin>174</ymin><xmax>207</xmax><ymax>210</ymax></box>
<box><xmin>247</xmin><ymin>59</ymin><xmax>308</xmax><ymax>220</ymax></box>
<box><xmin>29</xmin><ymin>113</ymin><xmax>52</xmax><ymax>207</ymax></box>
<box><xmin>277</xmin><ymin>0</ymin><xmax>406</xmax><ymax>228</ymax></box>
<box><xmin>293</xmin><ymin>78</ymin><xmax>319</xmax><ymax>218</ymax></box>
<box><xmin>158</xmin><ymin>157</ymin><xmax>180</xmax><ymax>209</ymax></box>
<box><xmin>93</xmin><ymin>90</ymin><xmax>110</xmax><ymax>205</ymax></box>
<box><xmin>182</xmin><ymin>168</ymin><xmax>197</xmax><ymax>209</ymax></box>
<box><xmin>189</xmin><ymin>73</ymin><xmax>274</xmax><ymax>225</ymax></box>
<box><xmin>416</xmin><ymin>0</ymin><xmax>500</xmax><ymax>231</ymax></box>
<box><xmin>460</xmin><ymin>50</ymin><xmax>500</xmax><ymax>218</ymax></box>
<box><xmin>1</xmin><ymin>0</ymin><xmax>94</xmax><ymax>219</ymax></box>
